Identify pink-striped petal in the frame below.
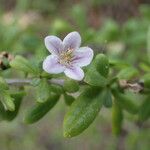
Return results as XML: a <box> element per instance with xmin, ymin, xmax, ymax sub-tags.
<box><xmin>64</xmin><ymin>66</ymin><xmax>84</xmax><ymax>81</ymax></box>
<box><xmin>44</xmin><ymin>36</ymin><xmax>63</xmax><ymax>55</ymax></box>
<box><xmin>72</xmin><ymin>47</ymin><xmax>94</xmax><ymax>67</ymax></box>
<box><xmin>63</xmin><ymin>31</ymin><xmax>81</xmax><ymax>50</ymax></box>
<box><xmin>43</xmin><ymin>55</ymin><xmax>65</xmax><ymax>74</ymax></box>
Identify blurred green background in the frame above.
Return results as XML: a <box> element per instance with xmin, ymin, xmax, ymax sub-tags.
<box><xmin>0</xmin><ymin>0</ymin><xmax>150</xmax><ymax>150</ymax></box>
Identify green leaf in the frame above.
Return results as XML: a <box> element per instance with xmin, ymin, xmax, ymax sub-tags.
<box><xmin>64</xmin><ymin>93</ymin><xmax>75</xmax><ymax>106</ymax></box>
<box><xmin>64</xmin><ymin>79</ymin><xmax>79</xmax><ymax>93</ymax></box>
<box><xmin>30</xmin><ymin>78</ymin><xmax>41</xmax><ymax>87</ymax></box>
<box><xmin>112</xmin><ymin>101</ymin><xmax>123</xmax><ymax>136</ymax></box>
<box><xmin>112</xmin><ymin>90</ymin><xmax>138</xmax><ymax>114</ymax></box>
<box><xmin>84</xmin><ymin>56</ymin><xmax>108</xmax><ymax>87</ymax></box>
<box><xmin>0</xmin><ymin>90</ymin><xmax>15</xmax><ymax>111</ymax></box>
<box><xmin>142</xmin><ymin>73</ymin><xmax>150</xmax><ymax>89</ymax></box>
<box><xmin>36</xmin><ymin>79</ymin><xmax>50</xmax><ymax>103</ymax></box>
<box><xmin>117</xmin><ymin>67</ymin><xmax>139</xmax><ymax>80</ymax></box>
<box><xmin>3</xmin><ymin>91</ymin><xmax>25</xmax><ymax>121</ymax></box>
<box><xmin>103</xmin><ymin>88</ymin><xmax>112</xmax><ymax>108</ymax></box>
<box><xmin>10</xmin><ymin>55</ymin><xmax>39</xmax><ymax>75</ymax></box>
<box><xmin>0</xmin><ymin>102</ymin><xmax>6</xmax><ymax>121</ymax></box>
<box><xmin>95</xmin><ymin>54</ymin><xmax>109</xmax><ymax>78</ymax></box>
<box><xmin>84</xmin><ymin>64</ymin><xmax>107</xmax><ymax>87</ymax></box>
<box><xmin>49</xmin><ymin>84</ymin><xmax>64</xmax><ymax>94</ymax></box>
<box><xmin>0</xmin><ymin>77</ymin><xmax>9</xmax><ymax>90</ymax></box>
<box><xmin>24</xmin><ymin>94</ymin><xmax>60</xmax><ymax>124</ymax></box>
<box><xmin>139</xmin><ymin>95</ymin><xmax>150</xmax><ymax>121</ymax></box>
<box><xmin>63</xmin><ymin>87</ymin><xmax>103</xmax><ymax>138</ymax></box>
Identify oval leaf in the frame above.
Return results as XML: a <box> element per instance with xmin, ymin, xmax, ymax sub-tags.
<box><xmin>24</xmin><ymin>94</ymin><xmax>60</xmax><ymax>124</ymax></box>
<box><xmin>36</xmin><ymin>79</ymin><xmax>50</xmax><ymax>103</ymax></box>
<box><xmin>84</xmin><ymin>64</ymin><xmax>107</xmax><ymax>87</ymax></box>
<box><xmin>95</xmin><ymin>54</ymin><xmax>109</xmax><ymax>78</ymax></box>
<box><xmin>63</xmin><ymin>87</ymin><xmax>103</xmax><ymax>138</ymax></box>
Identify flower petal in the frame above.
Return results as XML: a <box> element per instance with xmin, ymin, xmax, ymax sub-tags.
<box><xmin>63</xmin><ymin>31</ymin><xmax>81</xmax><ymax>50</ymax></box>
<box><xmin>44</xmin><ymin>36</ymin><xmax>63</xmax><ymax>55</ymax></box>
<box><xmin>72</xmin><ymin>47</ymin><xmax>94</xmax><ymax>67</ymax></box>
<box><xmin>43</xmin><ymin>55</ymin><xmax>65</xmax><ymax>74</ymax></box>
<box><xmin>64</xmin><ymin>66</ymin><xmax>84</xmax><ymax>81</ymax></box>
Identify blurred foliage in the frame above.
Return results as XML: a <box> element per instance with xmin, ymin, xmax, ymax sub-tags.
<box><xmin>0</xmin><ymin>0</ymin><xmax>150</xmax><ymax>150</ymax></box>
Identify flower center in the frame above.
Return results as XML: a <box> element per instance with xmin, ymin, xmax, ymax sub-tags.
<box><xmin>59</xmin><ymin>49</ymin><xmax>73</xmax><ymax>66</ymax></box>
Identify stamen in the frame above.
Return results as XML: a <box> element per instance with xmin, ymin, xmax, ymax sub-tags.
<box><xmin>59</xmin><ymin>48</ymin><xmax>74</xmax><ymax>66</ymax></box>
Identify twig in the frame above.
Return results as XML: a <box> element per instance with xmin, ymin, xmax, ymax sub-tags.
<box><xmin>5</xmin><ymin>78</ymin><xmax>64</xmax><ymax>86</ymax></box>
<box><xmin>5</xmin><ymin>78</ymin><xmax>145</xmax><ymax>93</ymax></box>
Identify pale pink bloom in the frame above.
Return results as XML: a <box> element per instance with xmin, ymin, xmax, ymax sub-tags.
<box><xmin>43</xmin><ymin>31</ymin><xmax>94</xmax><ymax>81</ymax></box>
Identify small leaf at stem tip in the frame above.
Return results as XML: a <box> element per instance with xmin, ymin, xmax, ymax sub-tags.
<box><xmin>3</xmin><ymin>91</ymin><xmax>25</xmax><ymax>121</ymax></box>
<box><xmin>0</xmin><ymin>91</ymin><xmax>15</xmax><ymax>111</ymax></box>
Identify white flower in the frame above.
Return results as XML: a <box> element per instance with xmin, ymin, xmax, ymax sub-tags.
<box><xmin>43</xmin><ymin>31</ymin><xmax>94</xmax><ymax>81</ymax></box>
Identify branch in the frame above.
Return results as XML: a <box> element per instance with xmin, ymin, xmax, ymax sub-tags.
<box><xmin>6</xmin><ymin>78</ymin><xmax>64</xmax><ymax>86</ymax></box>
<box><xmin>5</xmin><ymin>78</ymin><xmax>145</xmax><ymax>93</ymax></box>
